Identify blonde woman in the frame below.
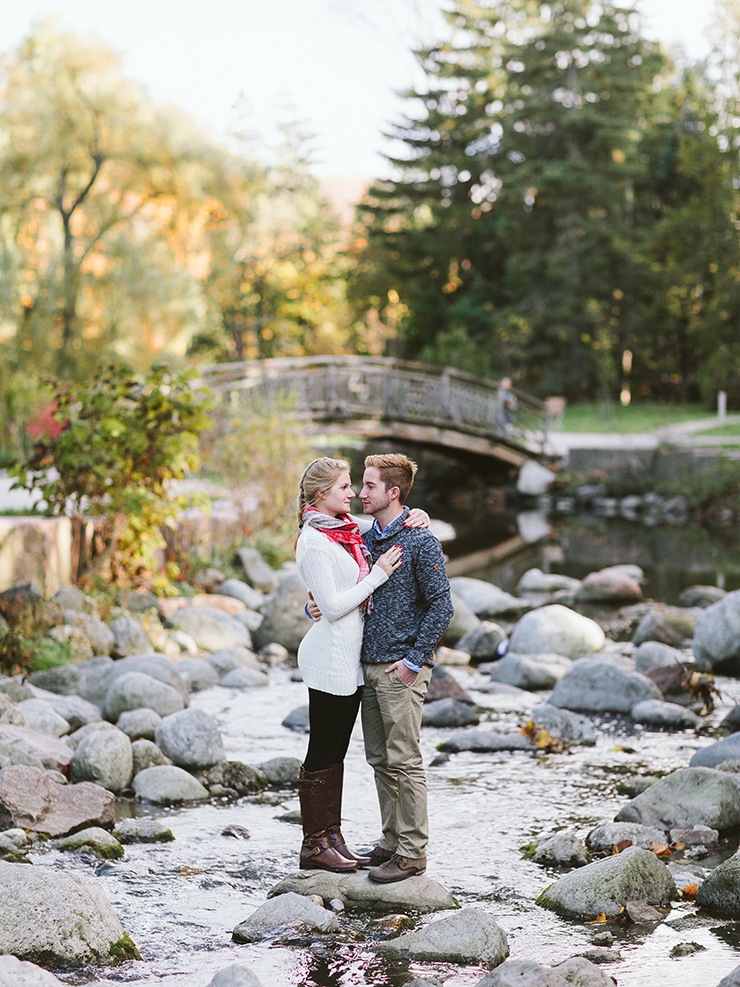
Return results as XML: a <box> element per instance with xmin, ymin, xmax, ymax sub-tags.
<box><xmin>295</xmin><ymin>456</ymin><xmax>427</xmax><ymax>872</ymax></box>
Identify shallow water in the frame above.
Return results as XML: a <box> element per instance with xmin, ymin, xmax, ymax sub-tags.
<box><xmin>43</xmin><ymin>662</ymin><xmax>740</xmax><ymax>987</ymax></box>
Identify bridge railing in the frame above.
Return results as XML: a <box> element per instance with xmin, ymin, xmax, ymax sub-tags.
<box><xmin>200</xmin><ymin>355</ymin><xmax>548</xmax><ymax>451</ymax></box>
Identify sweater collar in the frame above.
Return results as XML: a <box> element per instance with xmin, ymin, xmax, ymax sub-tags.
<box><xmin>371</xmin><ymin>506</ymin><xmax>410</xmax><ymax>539</ymax></box>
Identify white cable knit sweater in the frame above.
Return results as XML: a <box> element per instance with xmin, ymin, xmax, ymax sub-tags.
<box><xmin>296</xmin><ymin>523</ymin><xmax>389</xmax><ymax>695</ymax></box>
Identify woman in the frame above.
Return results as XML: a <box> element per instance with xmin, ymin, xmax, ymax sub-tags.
<box><xmin>295</xmin><ymin>456</ymin><xmax>425</xmax><ymax>873</ymax></box>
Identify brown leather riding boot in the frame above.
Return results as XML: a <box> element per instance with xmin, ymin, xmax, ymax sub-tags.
<box><xmin>326</xmin><ymin>762</ymin><xmax>372</xmax><ymax>867</ymax></box>
<box><xmin>298</xmin><ymin>766</ymin><xmax>357</xmax><ymax>872</ymax></box>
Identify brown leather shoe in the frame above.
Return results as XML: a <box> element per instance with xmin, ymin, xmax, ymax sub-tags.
<box><xmin>368</xmin><ymin>853</ymin><xmax>427</xmax><ymax>883</ymax></box>
<box><xmin>362</xmin><ymin>845</ymin><xmax>395</xmax><ymax>868</ymax></box>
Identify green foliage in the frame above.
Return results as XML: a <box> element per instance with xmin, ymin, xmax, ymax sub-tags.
<box><xmin>0</xmin><ymin>628</ymin><xmax>70</xmax><ymax>678</ymax></box>
<box><xmin>657</xmin><ymin>454</ymin><xmax>740</xmax><ymax>512</ymax></box>
<box><xmin>11</xmin><ymin>361</ymin><xmax>212</xmax><ymax>590</ymax></box>
<box><xmin>202</xmin><ymin>393</ymin><xmax>312</xmax><ymax>557</ymax></box>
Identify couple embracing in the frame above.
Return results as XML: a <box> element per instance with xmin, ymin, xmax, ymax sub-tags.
<box><xmin>295</xmin><ymin>454</ymin><xmax>453</xmax><ymax>884</ymax></box>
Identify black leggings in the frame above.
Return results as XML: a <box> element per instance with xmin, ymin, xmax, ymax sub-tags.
<box><xmin>303</xmin><ymin>687</ymin><xmax>363</xmax><ymax>772</ymax></box>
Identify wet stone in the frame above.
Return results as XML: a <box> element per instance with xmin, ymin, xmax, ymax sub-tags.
<box><xmin>376</xmin><ymin>906</ymin><xmax>508</xmax><ymax>967</ymax></box>
<box><xmin>232</xmin><ymin>891</ymin><xmax>338</xmax><ymax>943</ymax></box>
<box><xmin>257</xmin><ymin>756</ymin><xmax>301</xmax><ymax>785</ymax></box>
<box><xmin>422</xmin><ymin>698</ymin><xmax>479</xmax><ymax>728</ymax></box>
<box><xmin>205</xmin><ymin>963</ymin><xmax>266</xmax><ymax>987</ymax></box>
<box><xmin>587</xmin><ymin>822</ymin><xmax>669</xmax><ymax>854</ymax></box>
<box><xmin>282</xmin><ymin>705</ymin><xmax>309</xmax><ymax>733</ymax></box>
<box><xmin>268</xmin><ymin>869</ymin><xmax>459</xmax><ymax>914</ymax></box>
<box><xmin>615</xmin><ymin>767</ymin><xmax>740</xmax><ymax>831</ymax></box>
<box><xmin>58</xmin><ymin>826</ymin><xmax>124</xmax><ymax>859</ymax></box>
<box><xmin>477</xmin><ymin>957</ymin><xmax>617</xmax><ymax>987</ymax></box>
<box><xmin>114</xmin><ymin>818</ymin><xmax>174</xmax><ymax>843</ymax></box>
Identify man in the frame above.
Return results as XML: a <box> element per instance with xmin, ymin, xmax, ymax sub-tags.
<box><xmin>356</xmin><ymin>453</ymin><xmax>453</xmax><ymax>883</ymax></box>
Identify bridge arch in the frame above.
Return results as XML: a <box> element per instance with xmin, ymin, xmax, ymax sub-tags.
<box><xmin>200</xmin><ymin>355</ymin><xmax>550</xmax><ymax>467</ymax></box>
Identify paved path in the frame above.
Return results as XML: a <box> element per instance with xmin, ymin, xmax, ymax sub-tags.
<box><xmin>545</xmin><ymin>414</ymin><xmax>740</xmax><ymax>455</ymax></box>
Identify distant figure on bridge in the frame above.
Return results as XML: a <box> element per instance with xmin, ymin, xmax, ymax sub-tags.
<box><xmin>496</xmin><ymin>377</ymin><xmax>517</xmax><ymax>435</ymax></box>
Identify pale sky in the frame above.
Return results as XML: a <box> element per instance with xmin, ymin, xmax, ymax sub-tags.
<box><xmin>5</xmin><ymin>0</ymin><xmax>716</xmax><ymax>184</ymax></box>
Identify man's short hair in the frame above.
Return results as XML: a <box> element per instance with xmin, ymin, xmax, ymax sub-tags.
<box><xmin>364</xmin><ymin>453</ymin><xmax>418</xmax><ymax>504</ymax></box>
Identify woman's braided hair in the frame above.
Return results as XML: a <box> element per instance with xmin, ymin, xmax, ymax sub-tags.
<box><xmin>296</xmin><ymin>457</ymin><xmax>351</xmax><ymax>529</ymax></box>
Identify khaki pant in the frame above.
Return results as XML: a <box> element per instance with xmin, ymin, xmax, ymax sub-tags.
<box><xmin>361</xmin><ymin>662</ymin><xmax>431</xmax><ymax>859</ymax></box>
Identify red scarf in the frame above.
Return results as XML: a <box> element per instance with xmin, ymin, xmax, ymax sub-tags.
<box><xmin>301</xmin><ymin>506</ymin><xmax>372</xmax><ymax>578</ymax></box>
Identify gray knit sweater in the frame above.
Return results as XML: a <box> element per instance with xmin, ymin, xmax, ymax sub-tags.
<box><xmin>360</xmin><ymin>507</ymin><xmax>453</xmax><ymax>669</ymax></box>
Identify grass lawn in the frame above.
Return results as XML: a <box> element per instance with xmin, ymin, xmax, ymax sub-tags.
<box><xmin>694</xmin><ymin>421</ymin><xmax>740</xmax><ymax>437</ymax></box>
<box><xmin>560</xmin><ymin>402</ymin><xmax>712</xmax><ymax>433</ymax></box>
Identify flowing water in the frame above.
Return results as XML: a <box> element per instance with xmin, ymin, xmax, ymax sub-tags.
<box><xmin>38</xmin><ymin>512</ymin><xmax>740</xmax><ymax>987</ymax></box>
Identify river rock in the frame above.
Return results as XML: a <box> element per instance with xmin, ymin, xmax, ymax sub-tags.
<box><xmin>614</xmin><ymin>767</ymin><xmax>740</xmax><ymax>830</ymax></box>
<box><xmin>66</xmin><ymin>720</ymin><xmax>121</xmax><ymax>750</ymax></box>
<box><xmin>114</xmin><ymin>817</ymin><xmax>175</xmax><ymax>843</ymax></box>
<box><xmin>0</xmin><ymin>955</ymin><xmax>66</xmax><ymax>985</ymax></box>
<box><xmin>219</xmin><ymin>579</ymin><xmax>265</xmax><ymax>611</ymax></box>
<box><xmin>257</xmin><ymin>756</ymin><xmax>301</xmax><ymax>785</ymax></box>
<box><xmin>443</xmin><ymin>592</ymin><xmax>481</xmax><ymax>646</ymax></box>
<box><xmin>0</xmin><ymin>694</ymin><xmax>26</xmax><ymax>727</ymax></box>
<box><xmin>155</xmin><ymin>708</ymin><xmax>224</xmax><ymax>769</ymax></box>
<box><xmin>220</xmin><ymin>667</ymin><xmax>269</xmax><ymax>689</ymax></box>
<box><xmin>110</xmin><ymin>614</ymin><xmax>152</xmax><ymax>657</ymax></box>
<box><xmin>516</xmin><ymin>569</ymin><xmax>582</xmax><ymax>606</ymax></box>
<box><xmin>28</xmin><ymin>664</ymin><xmax>84</xmax><ymax>696</ymax></box>
<box><xmin>694</xmin><ymin>590</ymin><xmax>740</xmax><ymax>667</ymax></box>
<box><xmin>632</xmin><ymin>606</ymin><xmax>696</xmax><ymax>647</ymax></box>
<box><xmin>131</xmin><ymin>738</ymin><xmax>171</xmax><ymax>774</ymax></box>
<box><xmin>17</xmin><ymin>700</ymin><xmax>70</xmax><ymax>737</ymax></box>
<box><xmin>235</xmin><ymin>547</ymin><xmax>279</xmax><ymax>593</ymax></box>
<box><xmin>0</xmin><ymin>724</ymin><xmax>73</xmax><ymax>771</ymax></box>
<box><xmin>69</xmin><ymin>727</ymin><xmax>133</xmax><ymax>793</ymax></box>
<box><xmin>133</xmin><ymin>765</ymin><xmax>209</xmax><ymax>803</ymax></box>
<box><xmin>207</xmin><ymin>646</ymin><xmax>262</xmax><ymax>676</ymax></box>
<box><xmin>58</xmin><ymin>826</ymin><xmax>124</xmax><ymax>859</ymax></box>
<box><xmin>32</xmin><ymin>692</ymin><xmax>102</xmax><ymax>732</ymax></box>
<box><xmin>422</xmin><ymin>698</ymin><xmax>479</xmax><ymax>728</ymax></box>
<box><xmin>77</xmin><ymin>654</ymin><xmax>187</xmax><ymax>710</ymax></box>
<box><xmin>456</xmin><ymin>622</ymin><xmax>508</xmax><ymax>661</ymax></box>
<box><xmin>631</xmin><ymin>699</ymin><xmax>700</xmax><ymax>729</ymax></box>
<box><xmin>696</xmin><ymin>851</ymin><xmax>740</xmax><ymax>917</ymax></box>
<box><xmin>251</xmin><ymin>572</ymin><xmax>308</xmax><ymax>653</ymax></box>
<box><xmin>438</xmin><ymin>730</ymin><xmax>535</xmax><ymax>754</ymax></box>
<box><xmin>378</xmin><ymin>907</ymin><xmax>508</xmax><ymax>967</ymax></box>
<box><xmin>586</xmin><ymin>822</ymin><xmax>670</xmax><ymax>854</ymax></box>
<box><xmin>0</xmin><ymin>765</ymin><xmax>114</xmax><ymax>836</ymax></box>
<box><xmin>234</xmin><ymin>609</ymin><xmax>263</xmax><ymax>633</ymax></box>
<box><xmin>176</xmin><ymin>658</ymin><xmax>219</xmax><ymax>692</ymax></box>
<box><xmin>549</xmin><ymin>658</ymin><xmax>661</xmax><ymax>713</ymax></box>
<box><xmin>282</xmin><ymin>705</ymin><xmax>309</xmax><ymax>732</ymax></box>
<box><xmin>690</xmin><ymin>733</ymin><xmax>740</xmax><ymax>768</ymax></box>
<box><xmin>61</xmin><ymin>611</ymin><xmax>115</xmax><ymax>656</ymax></box>
<box><xmin>104</xmin><ymin>672</ymin><xmax>186</xmax><ymax>721</ymax></box>
<box><xmin>206</xmin><ymin>964</ymin><xmax>265</xmax><ymax>987</ymax></box>
<box><xmin>718</xmin><ymin>967</ymin><xmax>740</xmax><ymax>987</ymax></box>
<box><xmin>680</xmin><ymin>585</ymin><xmax>727</xmax><ymax>608</ymax></box>
<box><xmin>0</xmin><ymin>676</ymin><xmax>35</xmax><ymax>702</ymax></box>
<box><xmin>537</xmin><ymin>845</ymin><xmax>675</xmax><ymax>919</ymax></box>
<box><xmin>0</xmin><ymin>858</ymin><xmax>138</xmax><ymax>967</ymax></box>
<box><xmin>52</xmin><ymin>586</ymin><xmax>90</xmax><ymax>612</ymax></box>
<box><xmin>527</xmin><ymin>831</ymin><xmax>589</xmax><ymax>866</ymax></box>
<box><xmin>576</xmin><ymin>569</ymin><xmax>643</xmax><ymax>603</ymax></box>
<box><xmin>529</xmin><ymin>704</ymin><xmax>598</xmax><ymax>746</ymax></box>
<box><xmin>233</xmin><ymin>891</ymin><xmax>338</xmax><ymax>942</ymax></box>
<box><xmin>634</xmin><ymin>641</ymin><xmax>686</xmax><ymax>674</ymax></box>
<box><xmin>508</xmin><ymin>605</ymin><xmax>604</xmax><ymax>659</ymax></box>
<box><xmin>168</xmin><ymin>606</ymin><xmax>252</xmax><ymax>652</ymax></box>
<box><xmin>269</xmin><ymin>869</ymin><xmax>458</xmax><ymax>914</ymax></box>
<box><xmin>116</xmin><ymin>707</ymin><xmax>162</xmax><ymax>741</ymax></box>
<box><xmin>426</xmin><ymin>665</ymin><xmax>474</xmax><ymax>704</ymax></box>
<box><xmin>487</xmin><ymin>653</ymin><xmax>569</xmax><ymax>691</ymax></box>
<box><xmin>449</xmin><ymin>578</ymin><xmax>530</xmax><ymax>619</ymax></box>
<box><xmin>205</xmin><ymin>761</ymin><xmax>266</xmax><ymax>796</ymax></box>
<box><xmin>478</xmin><ymin>957</ymin><xmax>617</xmax><ymax>987</ymax></box>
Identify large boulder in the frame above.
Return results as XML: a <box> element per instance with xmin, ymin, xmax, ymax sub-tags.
<box><xmin>478</xmin><ymin>957</ymin><xmax>617</xmax><ymax>987</ymax></box>
<box><xmin>206</xmin><ymin>646</ymin><xmax>261</xmax><ymax>676</ymax></box>
<box><xmin>110</xmin><ymin>615</ymin><xmax>153</xmax><ymax>657</ymax></box>
<box><xmin>206</xmin><ymin>964</ymin><xmax>265</xmax><ymax>987</ymax></box>
<box><xmin>537</xmin><ymin>845</ymin><xmax>675</xmax><ymax>919</ymax></box>
<box><xmin>268</xmin><ymin>869</ymin><xmax>458</xmax><ymax>914</ymax></box>
<box><xmin>718</xmin><ymin>968</ymin><xmax>740</xmax><ymax>987</ymax></box>
<box><xmin>235</xmin><ymin>548</ymin><xmax>278</xmax><ymax>592</ymax></box>
<box><xmin>168</xmin><ymin>607</ymin><xmax>252</xmax><ymax>652</ymax></box>
<box><xmin>131</xmin><ymin>739</ymin><xmax>171</xmax><ymax>775</ymax></box>
<box><xmin>232</xmin><ymin>891</ymin><xmax>338</xmax><ymax>943</ymax></box>
<box><xmin>516</xmin><ymin>569</ymin><xmax>581</xmax><ymax>606</ymax></box>
<box><xmin>631</xmin><ymin>700</ymin><xmax>700</xmax><ymax>730</ymax></box>
<box><xmin>0</xmin><ymin>724</ymin><xmax>73</xmax><ymax>771</ymax></box>
<box><xmin>508</xmin><ymin>605</ymin><xmax>604</xmax><ymax>659</ymax></box>
<box><xmin>614</xmin><ymin>767</ymin><xmax>740</xmax><ymax>831</ymax></box>
<box><xmin>696</xmin><ymin>851</ymin><xmax>740</xmax><ymax>917</ymax></box>
<box><xmin>634</xmin><ymin>641</ymin><xmax>686</xmax><ymax>675</ymax></box>
<box><xmin>61</xmin><ymin>610</ymin><xmax>115</xmax><ymax>656</ymax></box>
<box><xmin>116</xmin><ymin>707</ymin><xmax>162</xmax><ymax>741</ymax></box>
<box><xmin>442</xmin><ymin>592</ymin><xmax>481</xmax><ymax>647</ymax></box>
<box><xmin>422</xmin><ymin>698</ymin><xmax>479</xmax><ymax>728</ymax></box>
<box><xmin>28</xmin><ymin>664</ymin><xmax>84</xmax><ymax>696</ymax></box>
<box><xmin>69</xmin><ymin>727</ymin><xmax>133</xmax><ymax>793</ymax></box>
<box><xmin>0</xmin><ymin>955</ymin><xmax>66</xmax><ymax>986</ymax></box>
<box><xmin>0</xmin><ymin>765</ymin><xmax>114</xmax><ymax>836</ymax></box>
<box><xmin>75</xmin><ymin>654</ymin><xmax>187</xmax><ymax>710</ymax></box>
<box><xmin>16</xmin><ymin>700</ymin><xmax>69</xmax><ymax>737</ymax></box>
<box><xmin>219</xmin><ymin>667</ymin><xmax>269</xmax><ymax>689</ymax></box>
<box><xmin>693</xmin><ymin>590</ymin><xmax>740</xmax><ymax>667</ymax></box>
<box><xmin>378</xmin><ymin>907</ymin><xmax>508</xmax><ymax>967</ymax></box>
<box><xmin>449</xmin><ymin>578</ymin><xmax>530</xmax><ymax>619</ymax></box>
<box><xmin>219</xmin><ymin>578</ymin><xmax>265</xmax><ymax>611</ymax></box>
<box><xmin>632</xmin><ymin>606</ymin><xmax>696</xmax><ymax>647</ymax></box>
<box><xmin>549</xmin><ymin>658</ymin><xmax>661</xmax><ymax>714</ymax></box>
<box><xmin>586</xmin><ymin>822</ymin><xmax>670</xmax><ymax>855</ymax></box>
<box><xmin>456</xmin><ymin>622</ymin><xmax>507</xmax><ymax>661</ymax></box>
<box><xmin>529</xmin><ymin>704</ymin><xmax>597</xmax><ymax>746</ymax></box>
<box><xmin>251</xmin><ymin>572</ymin><xmax>308</xmax><ymax>653</ymax></box>
<box><xmin>155</xmin><ymin>708</ymin><xmax>224</xmax><ymax>770</ymax></box>
<box><xmin>31</xmin><ymin>692</ymin><xmax>102</xmax><ymax>732</ymax></box>
<box><xmin>176</xmin><ymin>658</ymin><xmax>219</xmax><ymax>692</ymax></box>
<box><xmin>0</xmin><ymin>859</ymin><xmax>139</xmax><ymax>967</ymax></box>
<box><xmin>132</xmin><ymin>765</ymin><xmax>209</xmax><ymax>803</ymax></box>
<box><xmin>689</xmin><ymin>733</ymin><xmax>740</xmax><ymax>769</ymax></box>
<box><xmin>104</xmin><ymin>672</ymin><xmax>186</xmax><ymax>721</ymax></box>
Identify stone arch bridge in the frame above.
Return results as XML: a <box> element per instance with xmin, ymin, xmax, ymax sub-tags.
<box><xmin>200</xmin><ymin>355</ymin><xmax>552</xmax><ymax>468</ymax></box>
